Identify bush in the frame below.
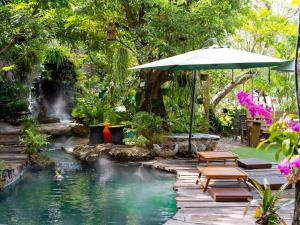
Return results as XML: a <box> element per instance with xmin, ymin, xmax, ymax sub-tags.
<box><xmin>19</xmin><ymin>117</ymin><xmax>50</xmax><ymax>155</ymax></box>
<box><xmin>0</xmin><ymin>81</ymin><xmax>29</xmax><ymax>119</ymax></box>
<box><xmin>128</xmin><ymin>112</ymin><xmax>167</xmax><ymax>148</ymax></box>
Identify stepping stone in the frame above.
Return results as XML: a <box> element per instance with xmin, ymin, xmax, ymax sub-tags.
<box><xmin>249</xmin><ymin>176</ymin><xmax>292</xmax><ymax>190</ymax></box>
<box><xmin>208</xmin><ymin>187</ymin><xmax>253</xmax><ymax>202</ymax></box>
<box><xmin>238</xmin><ymin>158</ymin><xmax>272</xmax><ymax>169</ymax></box>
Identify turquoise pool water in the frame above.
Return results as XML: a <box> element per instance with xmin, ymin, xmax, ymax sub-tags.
<box><xmin>0</xmin><ymin>152</ymin><xmax>176</xmax><ymax>225</ymax></box>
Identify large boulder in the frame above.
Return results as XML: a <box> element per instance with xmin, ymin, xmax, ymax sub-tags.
<box><xmin>73</xmin><ymin>144</ymin><xmax>112</xmax><ymax>162</ymax></box>
<box><xmin>71</xmin><ymin>124</ymin><xmax>89</xmax><ymax>137</ymax></box>
<box><xmin>108</xmin><ymin>146</ymin><xmax>154</xmax><ymax>161</ymax></box>
<box><xmin>72</xmin><ymin>143</ymin><xmax>154</xmax><ymax>162</ymax></box>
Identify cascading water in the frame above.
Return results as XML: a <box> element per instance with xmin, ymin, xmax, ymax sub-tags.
<box><xmin>32</xmin><ymin>78</ymin><xmax>74</xmax><ymax>123</ymax></box>
<box><xmin>45</xmin><ymin>137</ymin><xmax>81</xmax><ymax>171</ymax></box>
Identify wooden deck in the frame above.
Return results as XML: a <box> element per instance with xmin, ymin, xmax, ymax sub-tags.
<box><xmin>142</xmin><ymin>158</ymin><xmax>295</xmax><ymax>225</ymax></box>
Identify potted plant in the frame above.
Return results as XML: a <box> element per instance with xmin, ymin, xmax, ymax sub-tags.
<box><xmin>104</xmin><ymin>106</ymin><xmax>129</xmax><ymax>145</ymax></box>
<box><xmin>72</xmin><ymin>89</ymin><xmax>105</xmax><ymax>145</ymax></box>
<box><xmin>244</xmin><ymin>179</ymin><xmax>293</xmax><ymax>225</ymax></box>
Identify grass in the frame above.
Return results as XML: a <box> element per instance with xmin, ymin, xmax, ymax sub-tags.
<box><xmin>231</xmin><ymin>146</ymin><xmax>284</xmax><ymax>163</ymax></box>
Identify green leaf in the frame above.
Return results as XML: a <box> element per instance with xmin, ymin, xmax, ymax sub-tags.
<box><xmin>275</xmin><ymin>147</ymin><xmax>282</xmax><ymax>161</ymax></box>
<box><xmin>282</xmin><ymin>139</ymin><xmax>291</xmax><ymax>156</ymax></box>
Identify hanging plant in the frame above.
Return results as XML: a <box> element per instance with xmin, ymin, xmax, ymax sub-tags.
<box><xmin>113</xmin><ymin>47</ymin><xmax>129</xmax><ymax>89</ymax></box>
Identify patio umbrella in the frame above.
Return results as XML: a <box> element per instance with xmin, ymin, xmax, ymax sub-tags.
<box><xmin>130</xmin><ymin>45</ymin><xmax>287</xmax><ymax>153</ymax></box>
<box><xmin>272</xmin><ymin>60</ymin><xmax>295</xmax><ymax>72</ymax></box>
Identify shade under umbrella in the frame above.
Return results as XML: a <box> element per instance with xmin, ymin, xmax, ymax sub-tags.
<box><xmin>131</xmin><ymin>46</ymin><xmax>287</xmax><ymax>71</ymax></box>
<box><xmin>130</xmin><ymin>45</ymin><xmax>287</xmax><ymax>153</ymax></box>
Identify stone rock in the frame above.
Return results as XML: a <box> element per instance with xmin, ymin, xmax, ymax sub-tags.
<box><xmin>73</xmin><ymin>144</ymin><xmax>112</xmax><ymax>162</ymax></box>
<box><xmin>108</xmin><ymin>146</ymin><xmax>154</xmax><ymax>161</ymax></box>
<box><xmin>30</xmin><ymin>154</ymin><xmax>55</xmax><ymax>171</ymax></box>
<box><xmin>71</xmin><ymin>124</ymin><xmax>89</xmax><ymax>137</ymax></box>
<box><xmin>153</xmin><ymin>143</ymin><xmax>178</xmax><ymax>158</ymax></box>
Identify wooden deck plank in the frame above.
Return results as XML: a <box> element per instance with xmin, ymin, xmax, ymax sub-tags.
<box><xmin>142</xmin><ymin>158</ymin><xmax>295</xmax><ymax>225</ymax></box>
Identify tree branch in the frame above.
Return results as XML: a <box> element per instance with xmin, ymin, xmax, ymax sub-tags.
<box><xmin>212</xmin><ymin>72</ymin><xmax>254</xmax><ymax>107</ymax></box>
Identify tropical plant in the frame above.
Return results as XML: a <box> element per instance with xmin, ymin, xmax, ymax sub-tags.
<box><xmin>19</xmin><ymin>117</ymin><xmax>50</xmax><ymax>155</ymax></box>
<box><xmin>257</xmin><ymin>114</ymin><xmax>300</xmax><ymax>225</ymax></box>
<box><xmin>0</xmin><ymin>81</ymin><xmax>29</xmax><ymax>119</ymax></box>
<box><xmin>244</xmin><ymin>179</ymin><xmax>293</xmax><ymax>225</ymax></box>
<box><xmin>72</xmin><ymin>87</ymin><xmax>106</xmax><ymax>125</ymax></box>
<box><xmin>129</xmin><ymin>112</ymin><xmax>167</xmax><ymax>148</ymax></box>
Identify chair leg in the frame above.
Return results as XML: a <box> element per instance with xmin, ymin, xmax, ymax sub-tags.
<box><xmin>243</xmin><ymin>178</ymin><xmax>251</xmax><ymax>191</ymax></box>
<box><xmin>195</xmin><ymin>172</ymin><xmax>202</xmax><ymax>184</ymax></box>
<box><xmin>203</xmin><ymin>178</ymin><xmax>210</xmax><ymax>192</ymax></box>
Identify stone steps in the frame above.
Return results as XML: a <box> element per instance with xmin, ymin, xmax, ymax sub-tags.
<box><xmin>0</xmin><ymin>133</ymin><xmax>29</xmax><ymax>188</ymax></box>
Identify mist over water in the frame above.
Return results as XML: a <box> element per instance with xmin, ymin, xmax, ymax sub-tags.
<box><xmin>0</xmin><ymin>152</ymin><xmax>176</xmax><ymax>225</ymax></box>
<box><xmin>46</xmin><ymin>94</ymin><xmax>71</xmax><ymax>122</ymax></box>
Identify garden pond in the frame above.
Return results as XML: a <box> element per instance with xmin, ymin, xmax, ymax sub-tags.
<box><xmin>0</xmin><ymin>149</ymin><xmax>176</xmax><ymax>225</ymax></box>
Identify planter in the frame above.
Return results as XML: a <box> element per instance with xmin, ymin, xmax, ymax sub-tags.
<box><xmin>88</xmin><ymin>124</ymin><xmax>104</xmax><ymax>146</ymax></box>
<box><xmin>109</xmin><ymin>125</ymin><xmax>125</xmax><ymax>145</ymax></box>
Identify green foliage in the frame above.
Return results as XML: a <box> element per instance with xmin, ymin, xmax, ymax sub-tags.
<box><xmin>128</xmin><ymin>112</ymin><xmax>166</xmax><ymax>147</ymax></box>
<box><xmin>0</xmin><ymin>160</ymin><xmax>5</xmax><ymax>178</ymax></box>
<box><xmin>244</xmin><ymin>179</ymin><xmax>293</xmax><ymax>225</ymax></box>
<box><xmin>19</xmin><ymin>117</ymin><xmax>50</xmax><ymax>155</ymax></box>
<box><xmin>0</xmin><ymin>81</ymin><xmax>29</xmax><ymax>119</ymax></box>
<box><xmin>257</xmin><ymin>115</ymin><xmax>300</xmax><ymax>161</ymax></box>
<box><xmin>113</xmin><ymin>47</ymin><xmax>129</xmax><ymax>89</ymax></box>
<box><xmin>44</xmin><ymin>47</ymin><xmax>68</xmax><ymax>70</ymax></box>
<box><xmin>72</xmin><ymin>88</ymin><xmax>105</xmax><ymax>125</ymax></box>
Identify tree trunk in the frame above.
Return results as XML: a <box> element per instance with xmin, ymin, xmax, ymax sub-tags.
<box><xmin>203</xmin><ymin>77</ymin><xmax>210</xmax><ymax>131</ymax></box>
<box><xmin>293</xmin><ymin>180</ymin><xmax>300</xmax><ymax>225</ymax></box>
<box><xmin>139</xmin><ymin>70</ymin><xmax>171</xmax><ymax>118</ymax></box>
<box><xmin>212</xmin><ymin>72</ymin><xmax>253</xmax><ymax>107</ymax></box>
<box><xmin>293</xmin><ymin>8</ymin><xmax>300</xmax><ymax>225</ymax></box>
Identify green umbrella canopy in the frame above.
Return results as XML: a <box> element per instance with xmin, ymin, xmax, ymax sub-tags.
<box><xmin>130</xmin><ymin>46</ymin><xmax>287</xmax><ymax>71</ymax></box>
<box><xmin>272</xmin><ymin>60</ymin><xmax>295</xmax><ymax>72</ymax></box>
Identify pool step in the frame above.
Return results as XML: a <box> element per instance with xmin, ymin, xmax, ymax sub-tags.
<box><xmin>0</xmin><ymin>133</ymin><xmax>29</xmax><ymax>189</ymax></box>
<box><xmin>0</xmin><ymin>134</ymin><xmax>20</xmax><ymax>145</ymax></box>
<box><xmin>0</xmin><ymin>145</ymin><xmax>25</xmax><ymax>153</ymax></box>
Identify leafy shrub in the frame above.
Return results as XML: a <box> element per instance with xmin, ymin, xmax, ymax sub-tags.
<box><xmin>72</xmin><ymin>88</ymin><xmax>105</xmax><ymax>125</ymax></box>
<box><xmin>0</xmin><ymin>81</ymin><xmax>29</xmax><ymax>119</ymax></box>
<box><xmin>19</xmin><ymin>117</ymin><xmax>50</xmax><ymax>155</ymax></box>
<box><xmin>128</xmin><ymin>112</ymin><xmax>167</xmax><ymax>148</ymax></box>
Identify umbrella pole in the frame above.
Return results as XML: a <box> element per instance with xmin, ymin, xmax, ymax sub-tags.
<box><xmin>188</xmin><ymin>71</ymin><xmax>197</xmax><ymax>153</ymax></box>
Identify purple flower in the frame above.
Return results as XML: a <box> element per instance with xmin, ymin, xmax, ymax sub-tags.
<box><xmin>236</xmin><ymin>91</ymin><xmax>273</xmax><ymax>123</ymax></box>
<box><xmin>278</xmin><ymin>158</ymin><xmax>291</xmax><ymax>176</ymax></box>
<box><xmin>236</xmin><ymin>91</ymin><xmax>253</xmax><ymax>106</ymax></box>
<box><xmin>289</xmin><ymin>122</ymin><xmax>300</xmax><ymax>133</ymax></box>
<box><xmin>290</xmin><ymin>155</ymin><xmax>300</xmax><ymax>168</ymax></box>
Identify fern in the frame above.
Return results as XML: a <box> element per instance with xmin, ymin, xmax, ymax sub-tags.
<box><xmin>19</xmin><ymin>117</ymin><xmax>50</xmax><ymax>155</ymax></box>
